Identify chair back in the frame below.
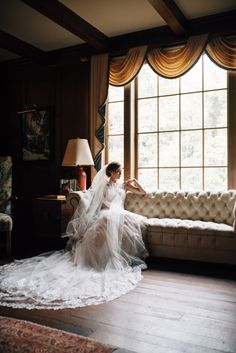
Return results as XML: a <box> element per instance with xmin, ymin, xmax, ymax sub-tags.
<box><xmin>0</xmin><ymin>156</ymin><xmax>12</xmax><ymax>215</ymax></box>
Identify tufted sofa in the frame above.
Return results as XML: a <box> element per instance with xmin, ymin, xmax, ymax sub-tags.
<box><xmin>66</xmin><ymin>190</ymin><xmax>236</xmax><ymax>265</ymax></box>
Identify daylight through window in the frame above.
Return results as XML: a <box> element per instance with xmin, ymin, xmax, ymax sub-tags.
<box><xmin>107</xmin><ymin>54</ymin><xmax>228</xmax><ymax>191</ymax></box>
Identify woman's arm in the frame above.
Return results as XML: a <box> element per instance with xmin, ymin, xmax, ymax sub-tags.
<box><xmin>132</xmin><ymin>178</ymin><xmax>146</xmax><ymax>194</ymax></box>
<box><xmin>124</xmin><ymin>178</ymin><xmax>146</xmax><ymax>195</ymax></box>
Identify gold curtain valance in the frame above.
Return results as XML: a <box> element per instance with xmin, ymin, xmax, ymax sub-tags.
<box><xmin>108</xmin><ymin>33</ymin><xmax>236</xmax><ymax>87</ymax></box>
<box><xmin>109</xmin><ymin>46</ymin><xmax>147</xmax><ymax>86</ymax></box>
<box><xmin>146</xmin><ymin>34</ymin><xmax>208</xmax><ymax>78</ymax></box>
<box><xmin>206</xmin><ymin>36</ymin><xmax>236</xmax><ymax>70</ymax></box>
<box><xmin>90</xmin><ymin>34</ymin><xmax>236</xmax><ymax>172</ymax></box>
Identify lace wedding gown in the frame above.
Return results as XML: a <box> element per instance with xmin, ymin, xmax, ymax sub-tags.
<box><xmin>0</xmin><ymin>170</ymin><xmax>148</xmax><ymax>310</ymax></box>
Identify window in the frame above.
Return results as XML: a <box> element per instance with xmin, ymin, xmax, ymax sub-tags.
<box><xmin>107</xmin><ymin>54</ymin><xmax>230</xmax><ymax>191</ymax></box>
<box><xmin>106</xmin><ymin>85</ymin><xmax>124</xmax><ymax>166</ymax></box>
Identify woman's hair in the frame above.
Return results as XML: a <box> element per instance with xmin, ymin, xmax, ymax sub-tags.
<box><xmin>106</xmin><ymin>162</ymin><xmax>121</xmax><ymax>177</ymax></box>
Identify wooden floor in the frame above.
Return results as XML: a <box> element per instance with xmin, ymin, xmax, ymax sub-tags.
<box><xmin>1</xmin><ymin>259</ymin><xmax>236</xmax><ymax>353</ymax></box>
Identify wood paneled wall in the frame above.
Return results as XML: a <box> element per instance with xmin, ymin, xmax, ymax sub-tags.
<box><xmin>0</xmin><ymin>59</ymin><xmax>90</xmax><ymax>256</ymax></box>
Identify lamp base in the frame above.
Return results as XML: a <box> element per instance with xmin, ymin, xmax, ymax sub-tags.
<box><xmin>75</xmin><ymin>166</ymin><xmax>87</xmax><ymax>190</ymax></box>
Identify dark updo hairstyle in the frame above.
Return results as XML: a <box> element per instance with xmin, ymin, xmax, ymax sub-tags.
<box><xmin>106</xmin><ymin>162</ymin><xmax>121</xmax><ymax>177</ymax></box>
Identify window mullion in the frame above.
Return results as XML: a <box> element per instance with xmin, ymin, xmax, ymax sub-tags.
<box><xmin>124</xmin><ymin>82</ymin><xmax>135</xmax><ymax>180</ymax></box>
<box><xmin>134</xmin><ymin>77</ymin><xmax>138</xmax><ymax>180</ymax></box>
<box><xmin>202</xmin><ymin>57</ymin><xmax>205</xmax><ymax>189</ymax></box>
<box><xmin>157</xmin><ymin>77</ymin><xmax>159</xmax><ymax>189</ymax></box>
<box><xmin>179</xmin><ymin>79</ymin><xmax>181</xmax><ymax>189</ymax></box>
<box><xmin>228</xmin><ymin>71</ymin><xmax>236</xmax><ymax>188</ymax></box>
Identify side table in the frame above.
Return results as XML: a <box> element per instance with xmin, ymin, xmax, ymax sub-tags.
<box><xmin>33</xmin><ymin>195</ymin><xmax>73</xmax><ymax>252</ymax></box>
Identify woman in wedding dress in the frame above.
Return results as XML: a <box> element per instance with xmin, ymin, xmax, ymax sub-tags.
<box><xmin>0</xmin><ymin>162</ymin><xmax>148</xmax><ymax>309</ymax></box>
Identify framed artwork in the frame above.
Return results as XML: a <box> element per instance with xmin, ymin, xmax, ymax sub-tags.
<box><xmin>60</xmin><ymin>179</ymin><xmax>77</xmax><ymax>195</ymax></box>
<box><xmin>21</xmin><ymin>108</ymin><xmax>53</xmax><ymax>161</ymax></box>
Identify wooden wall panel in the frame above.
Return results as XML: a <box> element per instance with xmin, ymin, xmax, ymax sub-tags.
<box><xmin>0</xmin><ymin>59</ymin><xmax>90</xmax><ymax>257</ymax></box>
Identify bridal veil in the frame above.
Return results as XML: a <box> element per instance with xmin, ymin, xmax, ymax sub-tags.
<box><xmin>0</xmin><ymin>165</ymin><xmax>148</xmax><ymax>309</ymax></box>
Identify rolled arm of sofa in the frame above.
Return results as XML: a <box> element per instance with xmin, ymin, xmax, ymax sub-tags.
<box><xmin>66</xmin><ymin>190</ymin><xmax>92</xmax><ymax>218</ymax></box>
<box><xmin>66</xmin><ymin>191</ymin><xmax>83</xmax><ymax>215</ymax></box>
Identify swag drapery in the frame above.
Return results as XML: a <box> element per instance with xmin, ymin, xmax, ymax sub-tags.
<box><xmin>90</xmin><ymin>34</ymin><xmax>236</xmax><ymax>172</ymax></box>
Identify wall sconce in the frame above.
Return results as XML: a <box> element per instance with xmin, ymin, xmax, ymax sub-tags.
<box><xmin>62</xmin><ymin>138</ymin><xmax>94</xmax><ymax>190</ymax></box>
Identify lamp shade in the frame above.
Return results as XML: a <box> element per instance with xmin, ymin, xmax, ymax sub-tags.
<box><xmin>62</xmin><ymin>138</ymin><xmax>94</xmax><ymax>166</ymax></box>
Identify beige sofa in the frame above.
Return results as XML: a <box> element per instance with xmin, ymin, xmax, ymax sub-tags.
<box><xmin>66</xmin><ymin>190</ymin><xmax>236</xmax><ymax>265</ymax></box>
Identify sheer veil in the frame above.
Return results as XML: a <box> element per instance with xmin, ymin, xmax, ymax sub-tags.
<box><xmin>65</xmin><ymin>165</ymin><xmax>109</xmax><ymax>244</ymax></box>
<box><xmin>66</xmin><ymin>164</ymin><xmax>128</xmax><ymax>270</ymax></box>
<box><xmin>0</xmin><ymin>165</ymin><xmax>147</xmax><ymax>309</ymax></box>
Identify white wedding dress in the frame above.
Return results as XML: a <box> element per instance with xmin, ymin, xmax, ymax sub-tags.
<box><xmin>0</xmin><ymin>167</ymin><xmax>148</xmax><ymax>309</ymax></box>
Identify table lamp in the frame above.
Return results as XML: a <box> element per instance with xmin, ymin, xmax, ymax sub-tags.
<box><xmin>62</xmin><ymin>138</ymin><xmax>94</xmax><ymax>190</ymax></box>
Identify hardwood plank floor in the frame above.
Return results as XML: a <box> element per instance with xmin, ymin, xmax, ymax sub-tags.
<box><xmin>0</xmin><ymin>259</ymin><xmax>236</xmax><ymax>353</ymax></box>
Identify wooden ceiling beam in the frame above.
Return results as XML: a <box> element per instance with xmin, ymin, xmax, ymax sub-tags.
<box><xmin>189</xmin><ymin>9</ymin><xmax>236</xmax><ymax>37</ymax></box>
<box><xmin>110</xmin><ymin>9</ymin><xmax>236</xmax><ymax>52</ymax></box>
<box><xmin>148</xmin><ymin>0</ymin><xmax>187</xmax><ymax>35</ymax></box>
<box><xmin>0</xmin><ymin>30</ymin><xmax>44</xmax><ymax>58</ymax></box>
<box><xmin>22</xmin><ymin>0</ymin><xmax>109</xmax><ymax>51</ymax></box>
<box><xmin>1</xmin><ymin>9</ymin><xmax>236</xmax><ymax>68</ymax></box>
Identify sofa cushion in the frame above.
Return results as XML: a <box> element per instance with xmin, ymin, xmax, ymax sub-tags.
<box><xmin>147</xmin><ymin>217</ymin><xmax>234</xmax><ymax>235</ymax></box>
<box><xmin>147</xmin><ymin>218</ymin><xmax>236</xmax><ymax>251</ymax></box>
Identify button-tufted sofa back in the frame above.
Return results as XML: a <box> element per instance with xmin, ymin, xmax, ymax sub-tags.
<box><xmin>125</xmin><ymin>190</ymin><xmax>236</xmax><ymax>226</ymax></box>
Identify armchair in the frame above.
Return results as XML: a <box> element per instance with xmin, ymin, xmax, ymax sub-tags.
<box><xmin>0</xmin><ymin>156</ymin><xmax>13</xmax><ymax>259</ymax></box>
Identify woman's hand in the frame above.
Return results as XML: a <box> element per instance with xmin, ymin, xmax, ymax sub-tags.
<box><xmin>124</xmin><ymin>178</ymin><xmax>146</xmax><ymax>195</ymax></box>
<box><xmin>124</xmin><ymin>178</ymin><xmax>139</xmax><ymax>187</ymax></box>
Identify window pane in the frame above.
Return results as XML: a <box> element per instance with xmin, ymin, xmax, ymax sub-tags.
<box><xmin>138</xmin><ymin>98</ymin><xmax>157</xmax><ymax>132</ymax></box>
<box><xmin>138</xmin><ymin>168</ymin><xmax>157</xmax><ymax>192</ymax></box>
<box><xmin>204</xmin><ymin>91</ymin><xmax>227</xmax><ymax>128</ymax></box>
<box><xmin>204</xmin><ymin>167</ymin><xmax>227</xmax><ymax>190</ymax></box>
<box><xmin>181</xmin><ymin>131</ymin><xmax>202</xmax><ymax>166</ymax></box>
<box><xmin>159</xmin><ymin>76</ymin><xmax>179</xmax><ymax>96</ymax></box>
<box><xmin>159</xmin><ymin>96</ymin><xmax>179</xmax><ymax>131</ymax></box>
<box><xmin>181</xmin><ymin>168</ymin><xmax>202</xmax><ymax>190</ymax></box>
<box><xmin>159</xmin><ymin>168</ymin><xmax>179</xmax><ymax>190</ymax></box>
<box><xmin>181</xmin><ymin>93</ymin><xmax>202</xmax><ymax>129</ymax></box>
<box><xmin>108</xmin><ymin>135</ymin><xmax>124</xmax><ymax>165</ymax></box>
<box><xmin>159</xmin><ymin>132</ymin><xmax>179</xmax><ymax>167</ymax></box>
<box><xmin>204</xmin><ymin>55</ymin><xmax>227</xmax><ymax>90</ymax></box>
<box><xmin>108</xmin><ymin>85</ymin><xmax>124</xmax><ymax>102</ymax></box>
<box><xmin>138</xmin><ymin>64</ymin><xmax>157</xmax><ymax>98</ymax></box>
<box><xmin>181</xmin><ymin>58</ymin><xmax>202</xmax><ymax>93</ymax></box>
<box><xmin>108</xmin><ymin>102</ymin><xmax>124</xmax><ymax>134</ymax></box>
<box><xmin>204</xmin><ymin>129</ymin><xmax>227</xmax><ymax>166</ymax></box>
<box><xmin>138</xmin><ymin>133</ymin><xmax>157</xmax><ymax>167</ymax></box>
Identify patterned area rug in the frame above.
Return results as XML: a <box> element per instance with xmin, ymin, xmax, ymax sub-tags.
<box><xmin>0</xmin><ymin>316</ymin><xmax>115</xmax><ymax>353</ymax></box>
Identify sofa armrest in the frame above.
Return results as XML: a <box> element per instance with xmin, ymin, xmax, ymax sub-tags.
<box><xmin>66</xmin><ymin>191</ymin><xmax>84</xmax><ymax>215</ymax></box>
<box><xmin>66</xmin><ymin>190</ymin><xmax>92</xmax><ymax>218</ymax></box>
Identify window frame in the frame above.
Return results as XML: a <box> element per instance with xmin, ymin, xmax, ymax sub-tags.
<box><xmin>106</xmin><ymin>60</ymin><xmax>236</xmax><ymax>190</ymax></box>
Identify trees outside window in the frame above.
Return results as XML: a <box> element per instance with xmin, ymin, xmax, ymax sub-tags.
<box><xmin>107</xmin><ymin>54</ymin><xmax>230</xmax><ymax>191</ymax></box>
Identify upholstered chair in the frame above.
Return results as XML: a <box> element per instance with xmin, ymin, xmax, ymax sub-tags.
<box><xmin>0</xmin><ymin>156</ymin><xmax>13</xmax><ymax>259</ymax></box>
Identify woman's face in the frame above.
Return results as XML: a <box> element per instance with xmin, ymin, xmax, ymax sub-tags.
<box><xmin>111</xmin><ymin>167</ymin><xmax>122</xmax><ymax>181</ymax></box>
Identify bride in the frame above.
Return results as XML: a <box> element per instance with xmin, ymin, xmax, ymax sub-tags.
<box><xmin>0</xmin><ymin>162</ymin><xmax>148</xmax><ymax>309</ymax></box>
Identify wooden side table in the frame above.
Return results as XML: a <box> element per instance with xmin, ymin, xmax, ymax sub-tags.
<box><xmin>33</xmin><ymin>195</ymin><xmax>73</xmax><ymax>252</ymax></box>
